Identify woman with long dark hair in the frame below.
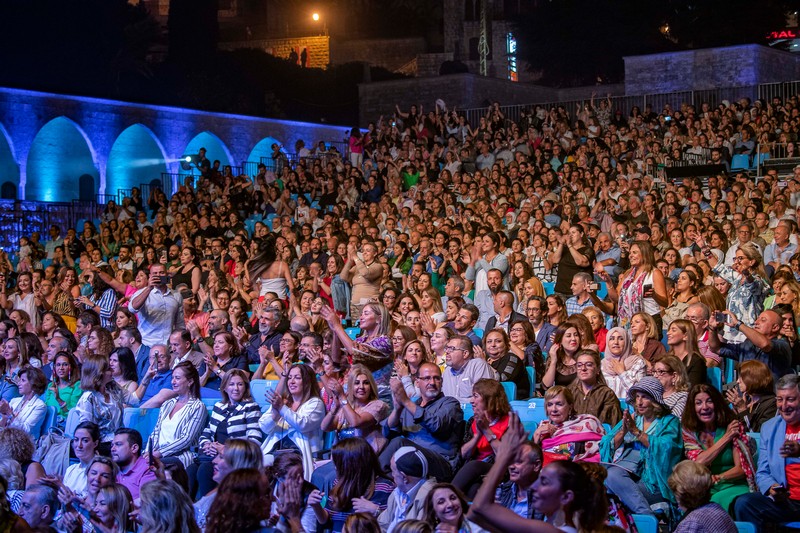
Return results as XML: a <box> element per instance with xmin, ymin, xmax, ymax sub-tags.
<box><xmin>75</xmin><ymin>264</ymin><xmax>118</xmax><ymax>330</ymax></box>
<box><xmin>309</xmin><ymin>438</ymin><xmax>394</xmax><ymax>533</ymax></box>
<box><xmin>248</xmin><ymin>233</ymin><xmax>295</xmax><ymax>305</ymax></box>
<box><xmin>205</xmin><ymin>468</ymin><xmax>271</xmax><ymax>533</ymax></box>
<box><xmin>681</xmin><ymin>384</ymin><xmax>755</xmax><ymax>512</ymax></box>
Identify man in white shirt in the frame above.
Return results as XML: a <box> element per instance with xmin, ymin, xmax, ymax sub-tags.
<box><xmin>129</xmin><ymin>263</ymin><xmax>184</xmax><ymax>347</ymax></box>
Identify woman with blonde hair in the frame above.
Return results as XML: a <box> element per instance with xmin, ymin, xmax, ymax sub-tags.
<box><xmin>418</xmin><ymin>286</ymin><xmax>445</xmax><ymax>323</ymax></box>
<box><xmin>321</xmin><ymin>363</ymin><xmax>390</xmax><ymax>453</ymax></box>
<box><xmin>666</xmin><ymin>319</ymin><xmax>707</xmax><ymax>389</ymax></box>
<box><xmin>697</xmin><ymin>285</ymin><xmax>727</xmax><ymax>314</ymax></box>
<box><xmin>92</xmin><ymin>483</ymin><xmax>133</xmax><ymax>533</ymax></box>
<box><xmin>696</xmin><ymin>236</ymin><xmax>770</xmax><ymax>343</ymax></box>
<box><xmin>776</xmin><ymin>279</ymin><xmax>800</xmax><ymax>322</ymax></box>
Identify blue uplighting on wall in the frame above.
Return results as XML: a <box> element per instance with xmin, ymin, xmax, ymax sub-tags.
<box><xmin>26</xmin><ymin>117</ymin><xmax>98</xmax><ymax>202</ymax></box>
<box><xmin>247</xmin><ymin>136</ymin><xmax>284</xmax><ymax>166</ymax></box>
<box><xmin>0</xmin><ymin>124</ymin><xmax>19</xmax><ymax>197</ymax></box>
<box><xmin>185</xmin><ymin>131</ymin><xmax>233</xmax><ymax>169</ymax></box>
<box><xmin>106</xmin><ymin>124</ymin><xmax>168</xmax><ymax>196</ymax></box>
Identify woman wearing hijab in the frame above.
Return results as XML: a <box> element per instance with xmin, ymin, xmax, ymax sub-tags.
<box><xmin>601</xmin><ymin>327</ymin><xmax>647</xmax><ymax>400</ymax></box>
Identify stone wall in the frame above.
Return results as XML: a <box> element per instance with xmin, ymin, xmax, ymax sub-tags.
<box><xmin>358</xmin><ymin>73</ymin><xmax>556</xmax><ymax>126</ymax></box>
<box><xmin>330</xmin><ymin>37</ymin><xmax>427</xmax><ymax>72</ymax></box>
<box><xmin>220</xmin><ymin>36</ymin><xmax>330</xmax><ymax>69</ymax></box>
<box><xmin>624</xmin><ymin>44</ymin><xmax>800</xmax><ymax>95</ymax></box>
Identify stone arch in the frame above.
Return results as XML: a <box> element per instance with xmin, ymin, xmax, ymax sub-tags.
<box><xmin>106</xmin><ymin>124</ymin><xmax>169</xmax><ymax>197</ymax></box>
<box><xmin>25</xmin><ymin>117</ymin><xmax>99</xmax><ymax>202</ymax></box>
<box><xmin>0</xmin><ymin>123</ymin><xmax>19</xmax><ymax>199</ymax></box>
<box><xmin>246</xmin><ymin>136</ymin><xmax>285</xmax><ymax>166</ymax></box>
<box><xmin>184</xmin><ymin>131</ymin><xmax>233</xmax><ymax>171</ymax></box>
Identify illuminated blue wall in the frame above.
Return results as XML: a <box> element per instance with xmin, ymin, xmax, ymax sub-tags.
<box><xmin>0</xmin><ymin>87</ymin><xmax>354</xmax><ymax>203</ymax></box>
<box><xmin>25</xmin><ymin>117</ymin><xmax>98</xmax><ymax>202</ymax></box>
<box><xmin>106</xmin><ymin>124</ymin><xmax>168</xmax><ymax>195</ymax></box>
<box><xmin>0</xmin><ymin>125</ymin><xmax>19</xmax><ymax>197</ymax></box>
<box><xmin>185</xmin><ymin>132</ymin><xmax>233</xmax><ymax>169</ymax></box>
<box><xmin>247</xmin><ymin>136</ymin><xmax>284</xmax><ymax>164</ymax></box>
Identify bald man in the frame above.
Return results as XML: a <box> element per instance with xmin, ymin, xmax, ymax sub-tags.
<box><xmin>485</xmin><ymin>290</ymin><xmax>527</xmax><ymax>334</ymax></box>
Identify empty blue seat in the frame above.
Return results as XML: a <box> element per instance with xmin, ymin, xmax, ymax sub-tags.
<box><xmin>250</xmin><ymin>379</ymin><xmax>280</xmax><ymax>407</ymax></box>
<box><xmin>632</xmin><ymin>514</ymin><xmax>658</xmax><ymax>533</ymax></box>
<box><xmin>34</xmin><ymin>405</ymin><xmax>57</xmax><ymax>440</ymax></box>
<box><xmin>511</xmin><ymin>399</ymin><xmax>548</xmax><ymax>435</ymax></box>
<box><xmin>461</xmin><ymin>402</ymin><xmax>474</xmax><ymax>421</ymax></box>
<box><xmin>707</xmin><ymin>366</ymin><xmax>722</xmax><ymax>391</ymax></box>
<box><xmin>501</xmin><ymin>381</ymin><xmax>517</xmax><ymax>401</ymax></box>
<box><xmin>473</xmin><ymin>328</ymin><xmax>484</xmax><ymax>339</ymax></box>
<box><xmin>542</xmin><ymin>282</ymin><xmax>556</xmax><ymax>296</ymax></box>
<box><xmin>596</xmin><ymin>281</ymin><xmax>608</xmax><ymax>300</ymax></box>
<box><xmin>345</xmin><ymin>327</ymin><xmax>361</xmax><ymax>340</ymax></box>
<box><xmin>735</xmin><ymin>522</ymin><xmax>756</xmax><ymax>533</ymax></box>
<box><xmin>122</xmin><ymin>408</ymin><xmax>161</xmax><ymax>447</ymax></box>
<box><xmin>525</xmin><ymin>366</ymin><xmax>536</xmax><ymax>398</ymax></box>
<box><xmin>731</xmin><ymin>154</ymin><xmax>750</xmax><ymax>171</ymax></box>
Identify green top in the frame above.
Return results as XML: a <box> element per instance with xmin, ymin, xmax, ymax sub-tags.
<box><xmin>44</xmin><ymin>381</ymin><xmax>83</xmax><ymax>418</ymax></box>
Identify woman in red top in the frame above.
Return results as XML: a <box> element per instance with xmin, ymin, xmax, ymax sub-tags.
<box><xmin>452</xmin><ymin>378</ymin><xmax>511</xmax><ymax>498</ymax></box>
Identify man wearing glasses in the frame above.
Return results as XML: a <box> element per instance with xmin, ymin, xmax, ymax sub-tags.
<box><xmin>526</xmin><ymin>296</ymin><xmax>556</xmax><ymax>353</ymax></box>
<box><xmin>442</xmin><ymin>336</ymin><xmax>497</xmax><ymax>404</ymax></box>
<box><xmin>380</xmin><ymin>362</ymin><xmax>465</xmax><ymax>482</ymax></box>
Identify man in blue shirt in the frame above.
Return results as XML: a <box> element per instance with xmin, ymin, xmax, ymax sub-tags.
<box><xmin>707</xmin><ymin>309</ymin><xmax>792</xmax><ymax>381</ymax></box>
<box><xmin>139</xmin><ymin>344</ymin><xmax>174</xmax><ymax>404</ymax></box>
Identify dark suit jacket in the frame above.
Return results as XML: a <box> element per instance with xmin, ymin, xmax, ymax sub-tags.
<box><xmin>484</xmin><ymin>311</ymin><xmax>528</xmax><ymax>334</ymax></box>
<box><xmin>534</xmin><ymin>322</ymin><xmax>557</xmax><ymax>353</ymax></box>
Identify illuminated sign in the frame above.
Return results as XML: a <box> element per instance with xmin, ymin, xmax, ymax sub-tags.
<box><xmin>507</xmin><ymin>33</ymin><xmax>517</xmax><ymax>82</ymax></box>
<box><xmin>767</xmin><ymin>29</ymin><xmax>799</xmax><ymax>39</ymax></box>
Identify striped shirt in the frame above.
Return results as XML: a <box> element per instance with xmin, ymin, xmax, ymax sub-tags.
<box><xmin>89</xmin><ymin>288</ymin><xmax>118</xmax><ymax>329</ymax></box>
<box><xmin>199</xmin><ymin>400</ymin><xmax>263</xmax><ymax>445</ymax></box>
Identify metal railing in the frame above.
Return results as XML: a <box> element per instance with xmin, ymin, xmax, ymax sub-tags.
<box><xmin>460</xmin><ymin>80</ymin><xmax>800</xmax><ymax>127</ymax></box>
<box><xmin>0</xmin><ymin>200</ymin><xmax>98</xmax><ymax>254</ymax></box>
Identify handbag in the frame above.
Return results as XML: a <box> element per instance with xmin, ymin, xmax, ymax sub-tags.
<box><xmin>33</xmin><ymin>428</ymin><xmax>71</xmax><ymax>478</ymax></box>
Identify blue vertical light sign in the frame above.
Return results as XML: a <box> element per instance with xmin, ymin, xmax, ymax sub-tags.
<box><xmin>507</xmin><ymin>33</ymin><xmax>517</xmax><ymax>82</ymax></box>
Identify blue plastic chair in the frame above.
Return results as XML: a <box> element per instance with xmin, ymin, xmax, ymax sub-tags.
<box><xmin>345</xmin><ymin>327</ymin><xmax>360</xmax><ymax>340</ymax></box>
<box><xmin>525</xmin><ymin>366</ymin><xmax>536</xmax><ymax>398</ymax></box>
<box><xmin>511</xmin><ymin>399</ymin><xmax>548</xmax><ymax>435</ymax></box>
<box><xmin>731</xmin><ymin>154</ymin><xmax>750</xmax><ymax>171</ymax></box>
<box><xmin>596</xmin><ymin>281</ymin><xmax>608</xmax><ymax>300</ymax></box>
<box><xmin>249</xmin><ymin>363</ymin><xmax>260</xmax><ymax>373</ymax></box>
<box><xmin>35</xmin><ymin>405</ymin><xmax>57</xmax><ymax>440</ymax></box>
<box><xmin>122</xmin><ymin>408</ymin><xmax>162</xmax><ymax>447</ymax></box>
<box><xmin>461</xmin><ymin>402</ymin><xmax>474</xmax><ymax>421</ymax></box>
<box><xmin>501</xmin><ymin>381</ymin><xmax>517</xmax><ymax>401</ymax></box>
<box><xmin>632</xmin><ymin>513</ymin><xmax>658</xmax><ymax>533</ymax></box>
<box><xmin>250</xmin><ymin>379</ymin><xmax>281</xmax><ymax>407</ymax></box>
<box><xmin>707</xmin><ymin>366</ymin><xmax>722</xmax><ymax>391</ymax></box>
<box><xmin>473</xmin><ymin>328</ymin><xmax>484</xmax><ymax>340</ymax></box>
<box><xmin>735</xmin><ymin>522</ymin><xmax>756</xmax><ymax>533</ymax></box>
<box><xmin>542</xmin><ymin>282</ymin><xmax>556</xmax><ymax>296</ymax></box>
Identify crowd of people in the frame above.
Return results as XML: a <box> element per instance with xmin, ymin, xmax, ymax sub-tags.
<box><xmin>1</xmin><ymin>91</ymin><xmax>800</xmax><ymax>533</ymax></box>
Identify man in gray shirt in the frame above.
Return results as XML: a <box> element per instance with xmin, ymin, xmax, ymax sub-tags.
<box><xmin>442</xmin><ymin>335</ymin><xmax>498</xmax><ymax>403</ymax></box>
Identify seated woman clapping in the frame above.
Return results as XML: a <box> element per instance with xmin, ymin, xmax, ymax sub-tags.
<box><xmin>681</xmin><ymin>384</ymin><xmax>755</xmax><ymax>513</ymax></box>
<box><xmin>193</xmin><ymin>368</ymin><xmax>263</xmax><ymax>499</ymax></box>
<box><xmin>452</xmin><ymin>379</ymin><xmax>511</xmax><ymax>499</ymax></box>
<box><xmin>321</xmin><ymin>363</ymin><xmax>390</xmax><ymax>454</ymax></box>
<box><xmin>259</xmin><ymin>363</ymin><xmax>325</xmax><ymax>480</ymax></box>
<box><xmin>601</xmin><ymin>327</ymin><xmax>647</xmax><ymax>400</ymax></box>
<box><xmin>150</xmin><ymin>361</ymin><xmax>207</xmax><ymax>468</ymax></box>
<box><xmin>532</xmin><ymin>385</ymin><xmax>605</xmax><ymax>465</ymax></box>
<box><xmin>0</xmin><ymin>366</ymin><xmax>47</xmax><ymax>435</ymax></box>
<box><xmin>600</xmin><ymin>377</ymin><xmax>683</xmax><ymax>516</ymax></box>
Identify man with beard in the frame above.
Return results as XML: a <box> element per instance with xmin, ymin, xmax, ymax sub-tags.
<box><xmin>474</xmin><ymin>268</ymin><xmax>503</xmax><ymax>331</ymax></box>
<box><xmin>242</xmin><ymin>308</ymin><xmax>283</xmax><ymax>365</ymax></box>
<box><xmin>380</xmin><ymin>362</ymin><xmax>464</xmax><ymax>482</ymax></box>
<box><xmin>111</xmin><ymin>428</ymin><xmax>156</xmax><ymax>501</ymax></box>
